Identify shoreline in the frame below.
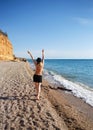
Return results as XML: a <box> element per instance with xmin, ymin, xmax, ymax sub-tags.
<box><xmin>0</xmin><ymin>61</ymin><xmax>93</xmax><ymax>130</ymax></box>
<box><xmin>42</xmin><ymin>79</ymin><xmax>93</xmax><ymax>130</ymax></box>
<box><xmin>43</xmin><ymin>59</ymin><xmax>93</xmax><ymax>108</ymax></box>
<box><xmin>43</xmin><ymin>79</ymin><xmax>93</xmax><ymax>120</ymax></box>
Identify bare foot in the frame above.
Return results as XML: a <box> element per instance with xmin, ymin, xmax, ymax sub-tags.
<box><xmin>36</xmin><ymin>96</ymin><xmax>39</xmax><ymax>100</ymax></box>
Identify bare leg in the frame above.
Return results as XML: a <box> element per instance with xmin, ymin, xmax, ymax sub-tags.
<box><xmin>37</xmin><ymin>83</ymin><xmax>41</xmax><ymax>100</ymax></box>
<box><xmin>34</xmin><ymin>83</ymin><xmax>38</xmax><ymax>95</ymax></box>
<box><xmin>34</xmin><ymin>82</ymin><xmax>41</xmax><ymax>99</ymax></box>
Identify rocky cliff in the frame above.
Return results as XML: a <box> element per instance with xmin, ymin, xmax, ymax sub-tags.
<box><xmin>0</xmin><ymin>31</ymin><xmax>14</xmax><ymax>60</ymax></box>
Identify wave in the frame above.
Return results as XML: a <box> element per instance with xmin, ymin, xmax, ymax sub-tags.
<box><xmin>44</xmin><ymin>69</ymin><xmax>93</xmax><ymax>107</ymax></box>
<box><xmin>28</xmin><ymin>61</ymin><xmax>93</xmax><ymax>107</ymax></box>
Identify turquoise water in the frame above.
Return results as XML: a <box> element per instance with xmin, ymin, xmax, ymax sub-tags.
<box><xmin>28</xmin><ymin>59</ymin><xmax>93</xmax><ymax>107</ymax></box>
<box><xmin>44</xmin><ymin>59</ymin><xmax>93</xmax><ymax>88</ymax></box>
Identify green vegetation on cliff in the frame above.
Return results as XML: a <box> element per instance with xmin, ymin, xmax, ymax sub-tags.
<box><xmin>0</xmin><ymin>29</ymin><xmax>8</xmax><ymax>37</ymax></box>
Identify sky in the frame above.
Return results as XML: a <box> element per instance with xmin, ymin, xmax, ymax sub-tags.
<box><xmin>0</xmin><ymin>0</ymin><xmax>93</xmax><ymax>59</ymax></box>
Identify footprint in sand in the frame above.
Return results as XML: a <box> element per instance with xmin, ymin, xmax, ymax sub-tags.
<box><xmin>19</xmin><ymin>119</ymin><xmax>25</xmax><ymax>127</ymax></box>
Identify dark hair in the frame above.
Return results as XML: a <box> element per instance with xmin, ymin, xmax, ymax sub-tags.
<box><xmin>36</xmin><ymin>57</ymin><xmax>42</xmax><ymax>63</ymax></box>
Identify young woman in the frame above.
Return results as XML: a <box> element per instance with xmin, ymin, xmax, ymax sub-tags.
<box><xmin>27</xmin><ymin>49</ymin><xmax>44</xmax><ymax>100</ymax></box>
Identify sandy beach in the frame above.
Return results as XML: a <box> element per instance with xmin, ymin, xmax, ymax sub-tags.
<box><xmin>0</xmin><ymin>61</ymin><xmax>93</xmax><ymax>130</ymax></box>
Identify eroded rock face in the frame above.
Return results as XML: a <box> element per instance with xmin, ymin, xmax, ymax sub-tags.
<box><xmin>0</xmin><ymin>32</ymin><xmax>14</xmax><ymax>60</ymax></box>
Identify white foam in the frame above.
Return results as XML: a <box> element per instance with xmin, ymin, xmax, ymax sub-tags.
<box><xmin>44</xmin><ymin>69</ymin><xmax>58</xmax><ymax>84</ymax></box>
<box><xmin>53</xmin><ymin>74</ymin><xmax>93</xmax><ymax>107</ymax></box>
<box><xmin>29</xmin><ymin>61</ymin><xmax>93</xmax><ymax>107</ymax></box>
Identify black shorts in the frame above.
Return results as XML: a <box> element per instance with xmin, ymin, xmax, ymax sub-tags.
<box><xmin>33</xmin><ymin>74</ymin><xmax>42</xmax><ymax>83</ymax></box>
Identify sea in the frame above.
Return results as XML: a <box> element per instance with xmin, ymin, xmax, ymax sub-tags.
<box><xmin>28</xmin><ymin>59</ymin><xmax>93</xmax><ymax>107</ymax></box>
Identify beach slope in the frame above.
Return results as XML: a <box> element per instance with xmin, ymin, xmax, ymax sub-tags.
<box><xmin>0</xmin><ymin>61</ymin><xmax>67</xmax><ymax>130</ymax></box>
<box><xmin>0</xmin><ymin>61</ymin><xmax>93</xmax><ymax>130</ymax></box>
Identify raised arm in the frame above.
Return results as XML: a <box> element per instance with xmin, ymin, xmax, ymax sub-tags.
<box><xmin>27</xmin><ymin>51</ymin><xmax>36</xmax><ymax>65</ymax></box>
<box><xmin>42</xmin><ymin>49</ymin><xmax>44</xmax><ymax>64</ymax></box>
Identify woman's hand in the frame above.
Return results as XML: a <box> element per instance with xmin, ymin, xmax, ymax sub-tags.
<box><xmin>27</xmin><ymin>51</ymin><xmax>31</xmax><ymax>54</ymax></box>
<box><xmin>42</xmin><ymin>49</ymin><xmax>44</xmax><ymax>53</ymax></box>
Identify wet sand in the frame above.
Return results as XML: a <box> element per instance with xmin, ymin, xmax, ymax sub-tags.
<box><xmin>0</xmin><ymin>61</ymin><xmax>93</xmax><ymax>130</ymax></box>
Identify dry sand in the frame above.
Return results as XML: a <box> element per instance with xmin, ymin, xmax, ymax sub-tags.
<box><xmin>0</xmin><ymin>61</ymin><xmax>93</xmax><ymax>130</ymax></box>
